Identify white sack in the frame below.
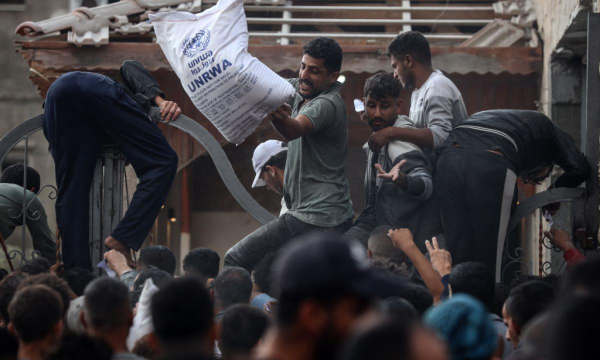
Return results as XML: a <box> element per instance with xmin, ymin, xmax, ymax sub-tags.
<box><xmin>150</xmin><ymin>0</ymin><xmax>296</xmax><ymax>144</ymax></box>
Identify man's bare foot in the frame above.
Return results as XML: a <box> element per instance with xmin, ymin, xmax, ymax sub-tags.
<box><xmin>105</xmin><ymin>236</ymin><xmax>136</xmax><ymax>268</ymax></box>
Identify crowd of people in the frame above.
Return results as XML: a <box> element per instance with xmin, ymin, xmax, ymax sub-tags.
<box><xmin>0</xmin><ymin>28</ymin><xmax>597</xmax><ymax>360</ymax></box>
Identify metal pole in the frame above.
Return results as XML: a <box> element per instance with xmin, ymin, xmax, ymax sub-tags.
<box><xmin>280</xmin><ymin>0</ymin><xmax>292</xmax><ymax>46</ymax></box>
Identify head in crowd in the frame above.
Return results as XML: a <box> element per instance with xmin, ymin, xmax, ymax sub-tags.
<box><xmin>19</xmin><ymin>257</ymin><xmax>51</xmax><ymax>276</ymax></box>
<box><xmin>299</xmin><ymin>37</ymin><xmax>343</xmax><ymax>99</ymax></box>
<box><xmin>270</xmin><ymin>236</ymin><xmax>403</xmax><ymax>360</ymax></box>
<box><xmin>341</xmin><ymin>318</ymin><xmax>449</xmax><ymax>360</ymax></box>
<box><xmin>20</xmin><ymin>273</ymin><xmax>72</xmax><ymax>318</ymax></box>
<box><xmin>562</xmin><ymin>256</ymin><xmax>600</xmax><ymax>294</ymax></box>
<box><xmin>138</xmin><ymin>245</ymin><xmax>177</xmax><ymax>276</ymax></box>
<box><xmin>252</xmin><ymin>251</ymin><xmax>276</xmax><ymax>296</ymax></box>
<box><xmin>252</xmin><ymin>140</ymin><xmax>288</xmax><ymax>196</ymax></box>
<box><xmin>183</xmin><ymin>247</ymin><xmax>220</xmax><ymax>280</ymax></box>
<box><xmin>449</xmin><ymin>262</ymin><xmax>495</xmax><ymax>310</ymax></box>
<box><xmin>220</xmin><ymin>304</ymin><xmax>271</xmax><ymax>360</ymax></box>
<box><xmin>151</xmin><ymin>277</ymin><xmax>214</xmax><ymax>355</ymax></box>
<box><xmin>425</xmin><ymin>294</ymin><xmax>499</xmax><ymax>360</ymax></box>
<box><xmin>0</xmin><ymin>268</ymin><xmax>8</xmax><ymax>282</ymax></box>
<box><xmin>491</xmin><ymin>284</ymin><xmax>510</xmax><ymax>318</ymax></box>
<box><xmin>82</xmin><ymin>277</ymin><xmax>132</xmax><ymax>353</ymax></box>
<box><xmin>0</xmin><ymin>272</ymin><xmax>25</xmax><ymax>326</ymax></box>
<box><xmin>131</xmin><ymin>333</ymin><xmax>160</xmax><ymax>360</ymax></box>
<box><xmin>363</xmin><ymin>74</ymin><xmax>403</xmax><ymax>132</ymax></box>
<box><xmin>130</xmin><ymin>265</ymin><xmax>172</xmax><ymax>307</ymax></box>
<box><xmin>63</xmin><ymin>267</ymin><xmax>97</xmax><ymax>297</ymax></box>
<box><xmin>396</xmin><ymin>283</ymin><xmax>433</xmax><ymax>317</ymax></box>
<box><xmin>214</xmin><ymin>267</ymin><xmax>252</xmax><ymax>312</ymax></box>
<box><xmin>544</xmin><ymin>294</ymin><xmax>600</xmax><ymax>360</ymax></box>
<box><xmin>379</xmin><ymin>296</ymin><xmax>418</xmax><ymax>321</ymax></box>
<box><xmin>502</xmin><ymin>280</ymin><xmax>554</xmax><ymax>348</ymax></box>
<box><xmin>367</xmin><ymin>225</ymin><xmax>406</xmax><ymax>265</ymax></box>
<box><xmin>8</xmin><ymin>285</ymin><xmax>64</xmax><ymax>359</ymax></box>
<box><xmin>386</xmin><ymin>31</ymin><xmax>432</xmax><ymax>90</ymax></box>
<box><xmin>0</xmin><ymin>163</ymin><xmax>41</xmax><ymax>193</ymax></box>
<box><xmin>46</xmin><ymin>332</ymin><xmax>113</xmax><ymax>360</ymax></box>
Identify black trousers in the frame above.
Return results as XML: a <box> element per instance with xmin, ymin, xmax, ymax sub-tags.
<box><xmin>43</xmin><ymin>72</ymin><xmax>177</xmax><ymax>269</ymax></box>
<box><xmin>436</xmin><ymin>147</ymin><xmax>516</xmax><ymax>278</ymax></box>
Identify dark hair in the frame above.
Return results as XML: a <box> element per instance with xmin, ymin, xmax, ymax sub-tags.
<box><xmin>449</xmin><ymin>262</ymin><xmax>495</xmax><ymax>309</ymax></box>
<box><xmin>131</xmin><ymin>265</ymin><xmax>172</xmax><ymax>307</ymax></box>
<box><xmin>47</xmin><ymin>332</ymin><xmax>113</xmax><ymax>360</ymax></box>
<box><xmin>505</xmin><ymin>280</ymin><xmax>554</xmax><ymax>329</ymax></box>
<box><xmin>303</xmin><ymin>37</ymin><xmax>343</xmax><ymax>73</ymax></box>
<box><xmin>63</xmin><ymin>267</ymin><xmax>97</xmax><ymax>297</ymax></box>
<box><xmin>261</xmin><ymin>150</ymin><xmax>288</xmax><ymax>173</ymax></box>
<box><xmin>340</xmin><ymin>318</ymin><xmax>417</xmax><ymax>360</ymax></box>
<box><xmin>20</xmin><ymin>273</ymin><xmax>72</xmax><ymax>317</ymax></box>
<box><xmin>151</xmin><ymin>277</ymin><xmax>213</xmax><ymax>344</ymax></box>
<box><xmin>183</xmin><ymin>248</ymin><xmax>220</xmax><ymax>279</ymax></box>
<box><xmin>380</xmin><ymin>296</ymin><xmax>418</xmax><ymax>320</ymax></box>
<box><xmin>396</xmin><ymin>283</ymin><xmax>433</xmax><ymax>317</ymax></box>
<box><xmin>19</xmin><ymin>257</ymin><xmax>51</xmax><ymax>276</ymax></box>
<box><xmin>368</xmin><ymin>226</ymin><xmax>407</xmax><ymax>266</ymax></box>
<box><xmin>364</xmin><ymin>73</ymin><xmax>402</xmax><ymax>101</ymax></box>
<box><xmin>0</xmin><ymin>268</ymin><xmax>9</xmax><ymax>282</ymax></box>
<box><xmin>8</xmin><ymin>284</ymin><xmax>63</xmax><ymax>343</ymax></box>
<box><xmin>83</xmin><ymin>277</ymin><xmax>130</xmax><ymax>331</ymax></box>
<box><xmin>139</xmin><ymin>245</ymin><xmax>177</xmax><ymax>276</ymax></box>
<box><xmin>386</xmin><ymin>31</ymin><xmax>432</xmax><ymax>66</ymax></box>
<box><xmin>219</xmin><ymin>304</ymin><xmax>271</xmax><ymax>357</ymax></box>
<box><xmin>0</xmin><ymin>272</ymin><xmax>25</xmax><ymax>324</ymax></box>
<box><xmin>252</xmin><ymin>252</ymin><xmax>276</xmax><ymax>296</ymax></box>
<box><xmin>0</xmin><ymin>163</ymin><xmax>41</xmax><ymax>193</ymax></box>
<box><xmin>545</xmin><ymin>294</ymin><xmax>600</xmax><ymax>360</ymax></box>
<box><xmin>491</xmin><ymin>283</ymin><xmax>510</xmax><ymax>318</ymax></box>
<box><xmin>563</xmin><ymin>257</ymin><xmax>600</xmax><ymax>294</ymax></box>
<box><xmin>214</xmin><ymin>267</ymin><xmax>252</xmax><ymax>310</ymax></box>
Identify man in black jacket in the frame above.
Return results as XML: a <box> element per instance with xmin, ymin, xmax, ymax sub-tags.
<box><xmin>436</xmin><ymin>110</ymin><xmax>590</xmax><ymax>276</ymax></box>
<box><xmin>43</xmin><ymin>61</ymin><xmax>180</xmax><ymax>269</ymax></box>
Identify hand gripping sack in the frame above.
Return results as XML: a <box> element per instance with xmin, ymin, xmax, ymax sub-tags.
<box><xmin>150</xmin><ymin>0</ymin><xmax>296</xmax><ymax>144</ymax></box>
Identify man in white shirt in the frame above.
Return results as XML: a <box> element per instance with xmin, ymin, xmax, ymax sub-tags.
<box><xmin>251</xmin><ymin>140</ymin><xmax>288</xmax><ymax>216</ymax></box>
<box><xmin>368</xmin><ymin>31</ymin><xmax>468</xmax><ymax>165</ymax></box>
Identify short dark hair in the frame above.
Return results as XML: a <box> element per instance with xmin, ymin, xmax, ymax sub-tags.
<box><xmin>303</xmin><ymin>37</ymin><xmax>343</xmax><ymax>73</ymax></box>
<box><xmin>491</xmin><ymin>283</ymin><xmax>510</xmax><ymax>318</ymax></box>
<box><xmin>449</xmin><ymin>262</ymin><xmax>495</xmax><ymax>309</ymax></box>
<box><xmin>0</xmin><ymin>272</ymin><xmax>25</xmax><ymax>324</ymax></box>
<box><xmin>0</xmin><ymin>163</ymin><xmax>41</xmax><ymax>193</ymax></box>
<box><xmin>340</xmin><ymin>318</ymin><xmax>417</xmax><ymax>360</ymax></box>
<box><xmin>563</xmin><ymin>257</ymin><xmax>600</xmax><ymax>294</ymax></box>
<box><xmin>368</xmin><ymin>226</ymin><xmax>406</xmax><ymax>265</ymax></box>
<box><xmin>131</xmin><ymin>265</ymin><xmax>172</xmax><ymax>307</ymax></box>
<box><xmin>364</xmin><ymin>73</ymin><xmax>402</xmax><ymax>101</ymax></box>
<box><xmin>8</xmin><ymin>284</ymin><xmax>63</xmax><ymax>343</ymax></box>
<box><xmin>151</xmin><ymin>277</ymin><xmax>213</xmax><ymax>344</ymax></box>
<box><xmin>380</xmin><ymin>296</ymin><xmax>418</xmax><ymax>320</ymax></box>
<box><xmin>47</xmin><ymin>333</ymin><xmax>113</xmax><ymax>360</ymax></box>
<box><xmin>214</xmin><ymin>267</ymin><xmax>252</xmax><ymax>310</ymax></box>
<box><xmin>261</xmin><ymin>150</ymin><xmax>288</xmax><ymax>173</ymax></box>
<box><xmin>220</xmin><ymin>304</ymin><xmax>271</xmax><ymax>358</ymax></box>
<box><xmin>252</xmin><ymin>252</ymin><xmax>276</xmax><ymax>296</ymax></box>
<box><xmin>396</xmin><ymin>283</ymin><xmax>433</xmax><ymax>317</ymax></box>
<box><xmin>183</xmin><ymin>248</ymin><xmax>220</xmax><ymax>279</ymax></box>
<box><xmin>19</xmin><ymin>257</ymin><xmax>51</xmax><ymax>276</ymax></box>
<box><xmin>505</xmin><ymin>280</ymin><xmax>554</xmax><ymax>329</ymax></box>
<box><xmin>83</xmin><ymin>277</ymin><xmax>130</xmax><ymax>331</ymax></box>
<box><xmin>139</xmin><ymin>245</ymin><xmax>177</xmax><ymax>276</ymax></box>
<box><xmin>63</xmin><ymin>267</ymin><xmax>97</xmax><ymax>297</ymax></box>
<box><xmin>386</xmin><ymin>31</ymin><xmax>432</xmax><ymax>66</ymax></box>
<box><xmin>20</xmin><ymin>273</ymin><xmax>72</xmax><ymax>317</ymax></box>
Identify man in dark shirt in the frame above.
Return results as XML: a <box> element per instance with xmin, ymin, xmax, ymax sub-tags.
<box><xmin>43</xmin><ymin>61</ymin><xmax>180</xmax><ymax>269</ymax></box>
<box><xmin>436</xmin><ymin>110</ymin><xmax>590</xmax><ymax>277</ymax></box>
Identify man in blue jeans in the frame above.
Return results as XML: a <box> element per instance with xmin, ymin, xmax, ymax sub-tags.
<box><xmin>43</xmin><ymin>61</ymin><xmax>180</xmax><ymax>269</ymax></box>
<box><xmin>224</xmin><ymin>37</ymin><xmax>354</xmax><ymax>271</ymax></box>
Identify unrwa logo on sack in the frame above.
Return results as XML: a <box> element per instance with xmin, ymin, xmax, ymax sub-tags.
<box><xmin>182</xmin><ymin>30</ymin><xmax>211</xmax><ymax>58</ymax></box>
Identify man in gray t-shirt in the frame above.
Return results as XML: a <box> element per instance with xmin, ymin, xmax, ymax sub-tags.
<box><xmin>224</xmin><ymin>37</ymin><xmax>353</xmax><ymax>271</ymax></box>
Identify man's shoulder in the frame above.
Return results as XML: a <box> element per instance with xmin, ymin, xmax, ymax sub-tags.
<box><xmin>424</xmin><ymin>71</ymin><xmax>462</xmax><ymax>98</ymax></box>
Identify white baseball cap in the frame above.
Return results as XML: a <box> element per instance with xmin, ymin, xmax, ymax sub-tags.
<box><xmin>252</xmin><ymin>140</ymin><xmax>288</xmax><ymax>188</ymax></box>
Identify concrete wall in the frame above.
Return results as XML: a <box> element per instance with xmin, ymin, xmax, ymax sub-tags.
<box><xmin>0</xmin><ymin>0</ymin><xmax>69</xmax><ymax>270</ymax></box>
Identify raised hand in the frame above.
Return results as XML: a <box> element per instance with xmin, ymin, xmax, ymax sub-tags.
<box><xmin>426</xmin><ymin>237</ymin><xmax>452</xmax><ymax>277</ymax></box>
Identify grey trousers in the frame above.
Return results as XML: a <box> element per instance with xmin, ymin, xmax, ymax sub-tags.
<box><xmin>224</xmin><ymin>213</ymin><xmax>353</xmax><ymax>271</ymax></box>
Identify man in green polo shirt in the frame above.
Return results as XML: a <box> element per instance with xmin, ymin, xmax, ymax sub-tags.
<box><xmin>224</xmin><ymin>37</ymin><xmax>353</xmax><ymax>271</ymax></box>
